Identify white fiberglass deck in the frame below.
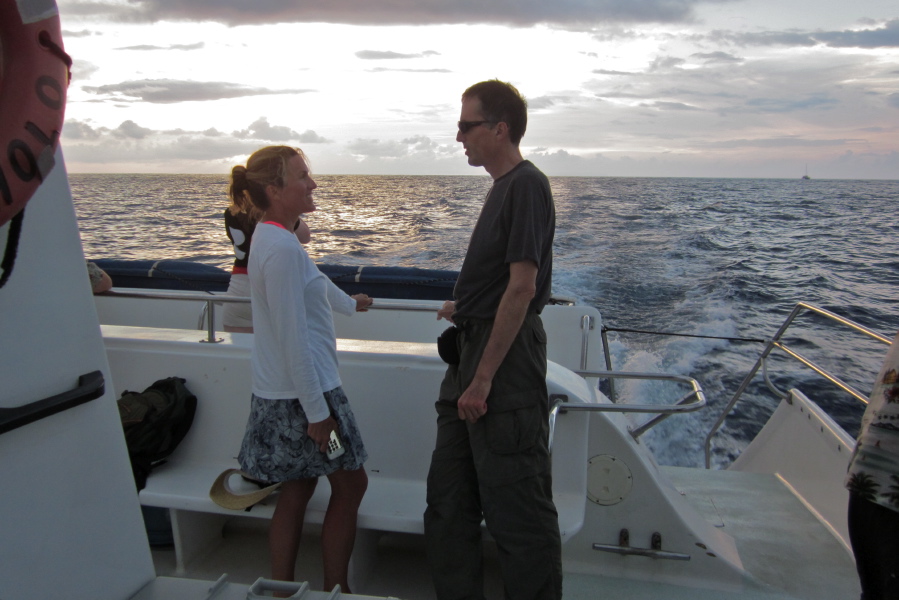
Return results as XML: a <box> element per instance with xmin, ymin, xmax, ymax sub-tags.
<box><xmin>661</xmin><ymin>466</ymin><xmax>858</xmax><ymax>600</ymax></box>
<box><xmin>149</xmin><ymin>465</ymin><xmax>858</xmax><ymax>600</ymax></box>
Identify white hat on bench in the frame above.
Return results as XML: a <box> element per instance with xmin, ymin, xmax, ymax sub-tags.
<box><xmin>209</xmin><ymin>468</ymin><xmax>282</xmax><ymax>510</ymax></box>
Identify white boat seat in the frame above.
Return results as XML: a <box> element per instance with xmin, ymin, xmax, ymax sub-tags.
<box><xmin>103</xmin><ymin>326</ymin><xmax>589</xmax><ymax>573</ymax></box>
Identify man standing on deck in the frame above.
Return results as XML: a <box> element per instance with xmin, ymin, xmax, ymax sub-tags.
<box><xmin>424</xmin><ymin>79</ymin><xmax>562</xmax><ymax>600</ymax></box>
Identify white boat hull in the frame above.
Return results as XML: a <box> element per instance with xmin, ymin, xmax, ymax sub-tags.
<box><xmin>0</xmin><ymin>149</ymin><xmax>862</xmax><ymax>599</ymax></box>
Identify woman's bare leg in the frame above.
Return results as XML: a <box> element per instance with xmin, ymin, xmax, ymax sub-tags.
<box><xmin>270</xmin><ymin>478</ymin><xmax>318</xmax><ymax>582</ymax></box>
<box><xmin>321</xmin><ymin>468</ymin><xmax>368</xmax><ymax>592</ymax></box>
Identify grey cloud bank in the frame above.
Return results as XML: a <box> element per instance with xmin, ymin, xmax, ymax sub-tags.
<box><xmin>56</xmin><ymin>0</ymin><xmax>899</xmax><ymax>178</ymax></box>
<box><xmin>82</xmin><ymin>79</ymin><xmax>313</xmax><ymax>103</ymax></box>
<box><xmin>60</xmin><ymin>0</ymin><xmax>718</xmax><ymax>26</ymax></box>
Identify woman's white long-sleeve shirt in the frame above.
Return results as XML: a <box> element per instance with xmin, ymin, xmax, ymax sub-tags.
<box><xmin>248</xmin><ymin>223</ymin><xmax>356</xmax><ymax>423</ymax></box>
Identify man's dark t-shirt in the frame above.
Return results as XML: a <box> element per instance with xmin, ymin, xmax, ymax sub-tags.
<box><xmin>453</xmin><ymin>160</ymin><xmax>555</xmax><ymax>321</ymax></box>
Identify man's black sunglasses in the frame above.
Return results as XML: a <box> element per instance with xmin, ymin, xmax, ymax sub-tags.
<box><xmin>457</xmin><ymin>120</ymin><xmax>495</xmax><ymax>134</ymax></box>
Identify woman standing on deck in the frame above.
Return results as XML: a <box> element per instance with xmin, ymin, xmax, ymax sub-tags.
<box><xmin>231</xmin><ymin>145</ymin><xmax>371</xmax><ymax>591</ymax></box>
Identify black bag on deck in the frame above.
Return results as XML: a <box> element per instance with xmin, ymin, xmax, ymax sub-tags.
<box><xmin>117</xmin><ymin>377</ymin><xmax>197</xmax><ymax>491</ymax></box>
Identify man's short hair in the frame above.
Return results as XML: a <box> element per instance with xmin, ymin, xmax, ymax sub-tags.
<box><xmin>462</xmin><ymin>80</ymin><xmax>528</xmax><ymax>145</ymax></box>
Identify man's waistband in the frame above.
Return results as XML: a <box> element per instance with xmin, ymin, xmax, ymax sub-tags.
<box><xmin>454</xmin><ymin>312</ymin><xmax>542</xmax><ymax>329</ymax></box>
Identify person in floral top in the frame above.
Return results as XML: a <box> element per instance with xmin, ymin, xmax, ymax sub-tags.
<box><xmin>846</xmin><ymin>331</ymin><xmax>899</xmax><ymax>599</ymax></box>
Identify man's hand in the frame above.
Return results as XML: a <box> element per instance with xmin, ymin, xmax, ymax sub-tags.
<box><xmin>307</xmin><ymin>417</ymin><xmax>338</xmax><ymax>452</ymax></box>
<box><xmin>458</xmin><ymin>378</ymin><xmax>491</xmax><ymax>423</ymax></box>
<box><xmin>437</xmin><ymin>300</ymin><xmax>455</xmax><ymax>323</ymax></box>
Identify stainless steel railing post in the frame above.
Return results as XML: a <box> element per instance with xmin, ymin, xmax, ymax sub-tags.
<box><xmin>600</xmin><ymin>326</ymin><xmax>617</xmax><ymax>402</ymax></box>
<box><xmin>199</xmin><ymin>299</ymin><xmax>223</xmax><ymax>344</ymax></box>
<box><xmin>702</xmin><ymin>302</ymin><xmax>892</xmax><ymax>468</ymax></box>
<box><xmin>548</xmin><ymin>370</ymin><xmax>706</xmax><ymax>453</ymax></box>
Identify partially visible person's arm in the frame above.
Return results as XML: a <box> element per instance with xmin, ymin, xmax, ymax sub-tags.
<box><xmin>87</xmin><ymin>261</ymin><xmax>113</xmax><ymax>294</ymax></box>
<box><xmin>294</xmin><ymin>217</ymin><xmax>311</xmax><ymax>244</ymax></box>
<box><xmin>324</xmin><ymin>278</ymin><xmax>372</xmax><ymax>315</ymax></box>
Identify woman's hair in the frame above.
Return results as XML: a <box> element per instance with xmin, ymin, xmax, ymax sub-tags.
<box><xmin>228</xmin><ymin>146</ymin><xmax>306</xmax><ymax>214</ymax></box>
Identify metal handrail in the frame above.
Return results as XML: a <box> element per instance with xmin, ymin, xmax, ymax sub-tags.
<box><xmin>580</xmin><ymin>314</ymin><xmax>594</xmax><ymax>371</ymax></box>
<box><xmin>104</xmin><ymin>288</ymin><xmax>704</xmax><ymax>447</ymax></box>
<box><xmin>101</xmin><ymin>291</ymin><xmax>598</xmax><ymax>372</ymax></box>
<box><xmin>600</xmin><ymin>326</ymin><xmax>618</xmax><ymax>401</ymax></box>
<box><xmin>105</xmin><ymin>289</ymin><xmax>234</xmax><ymax>343</ymax></box>
<box><xmin>548</xmin><ymin>370</ymin><xmax>706</xmax><ymax>452</ymax></box>
<box><xmin>106</xmin><ymin>289</ymin><xmax>445</xmax><ymax>311</ymax></box>
<box><xmin>103</xmin><ymin>289</ymin><xmax>446</xmax><ymax>343</ymax></box>
<box><xmin>703</xmin><ymin>302</ymin><xmax>893</xmax><ymax>468</ymax></box>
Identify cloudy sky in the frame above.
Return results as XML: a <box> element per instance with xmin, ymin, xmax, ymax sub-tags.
<box><xmin>57</xmin><ymin>0</ymin><xmax>898</xmax><ymax>179</ymax></box>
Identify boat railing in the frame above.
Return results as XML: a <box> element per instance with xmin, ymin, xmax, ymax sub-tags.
<box><xmin>102</xmin><ymin>290</ymin><xmax>444</xmax><ymax>343</ymax></box>
<box><xmin>549</xmin><ymin>370</ymin><xmax>706</xmax><ymax>451</ymax></box>
<box><xmin>104</xmin><ymin>288</ymin><xmax>704</xmax><ymax>444</ymax></box>
<box><xmin>703</xmin><ymin>301</ymin><xmax>893</xmax><ymax>468</ymax></box>
<box><xmin>102</xmin><ymin>290</ymin><xmax>598</xmax><ymax>369</ymax></box>
<box><xmin>104</xmin><ymin>289</ymin><xmax>238</xmax><ymax>343</ymax></box>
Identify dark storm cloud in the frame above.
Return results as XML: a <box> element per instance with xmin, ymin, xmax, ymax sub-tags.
<box><xmin>59</xmin><ymin>0</ymin><xmax>729</xmax><ymax>27</ymax></box>
<box><xmin>82</xmin><ymin>79</ymin><xmax>312</xmax><ymax>103</ymax></box>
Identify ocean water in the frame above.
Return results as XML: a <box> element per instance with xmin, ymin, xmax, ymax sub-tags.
<box><xmin>70</xmin><ymin>173</ymin><xmax>899</xmax><ymax>468</ymax></box>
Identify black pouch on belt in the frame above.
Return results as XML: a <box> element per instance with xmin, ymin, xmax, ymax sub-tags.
<box><xmin>437</xmin><ymin>325</ymin><xmax>460</xmax><ymax>365</ymax></box>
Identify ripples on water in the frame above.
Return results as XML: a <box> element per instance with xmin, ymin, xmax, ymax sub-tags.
<box><xmin>70</xmin><ymin>174</ymin><xmax>899</xmax><ymax>468</ymax></box>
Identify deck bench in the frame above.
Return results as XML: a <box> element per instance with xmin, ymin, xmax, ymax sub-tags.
<box><xmin>102</xmin><ymin>325</ymin><xmax>589</xmax><ymax>576</ymax></box>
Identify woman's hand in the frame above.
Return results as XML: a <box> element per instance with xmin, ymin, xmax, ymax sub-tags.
<box><xmin>307</xmin><ymin>417</ymin><xmax>338</xmax><ymax>453</ymax></box>
<box><xmin>352</xmin><ymin>294</ymin><xmax>373</xmax><ymax>312</ymax></box>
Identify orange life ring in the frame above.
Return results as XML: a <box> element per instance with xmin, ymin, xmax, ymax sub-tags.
<box><xmin>0</xmin><ymin>1</ymin><xmax>70</xmax><ymax>228</ymax></box>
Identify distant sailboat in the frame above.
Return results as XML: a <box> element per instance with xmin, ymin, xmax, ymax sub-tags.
<box><xmin>802</xmin><ymin>165</ymin><xmax>811</xmax><ymax>180</ymax></box>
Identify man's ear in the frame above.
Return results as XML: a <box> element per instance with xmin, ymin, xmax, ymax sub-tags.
<box><xmin>494</xmin><ymin>121</ymin><xmax>509</xmax><ymax>139</ymax></box>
